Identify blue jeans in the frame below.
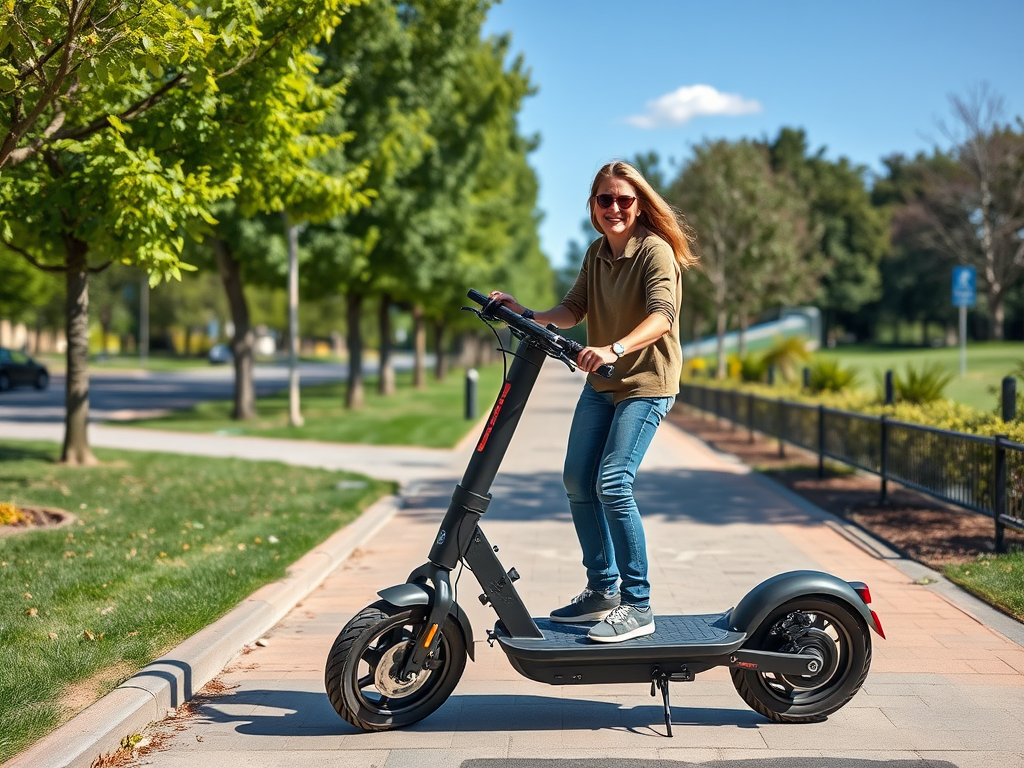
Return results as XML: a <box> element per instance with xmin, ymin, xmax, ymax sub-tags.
<box><xmin>562</xmin><ymin>382</ymin><xmax>674</xmax><ymax>608</ymax></box>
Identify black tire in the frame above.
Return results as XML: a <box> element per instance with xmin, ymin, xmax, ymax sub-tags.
<box><xmin>0</xmin><ymin>372</ymin><xmax>9</xmax><ymax>392</ymax></box>
<box><xmin>34</xmin><ymin>371</ymin><xmax>48</xmax><ymax>390</ymax></box>
<box><xmin>731</xmin><ymin>596</ymin><xmax>871</xmax><ymax>723</ymax></box>
<box><xmin>324</xmin><ymin>600</ymin><xmax>467</xmax><ymax>731</ymax></box>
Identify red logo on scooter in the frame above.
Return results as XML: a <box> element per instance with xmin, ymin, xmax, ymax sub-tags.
<box><xmin>477</xmin><ymin>382</ymin><xmax>512</xmax><ymax>452</ymax></box>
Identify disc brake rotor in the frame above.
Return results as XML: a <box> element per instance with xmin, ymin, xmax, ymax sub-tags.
<box><xmin>373</xmin><ymin>640</ymin><xmax>433</xmax><ymax>697</ymax></box>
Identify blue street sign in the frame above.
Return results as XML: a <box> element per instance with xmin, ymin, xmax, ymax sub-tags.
<box><xmin>952</xmin><ymin>266</ymin><xmax>977</xmax><ymax>308</ymax></box>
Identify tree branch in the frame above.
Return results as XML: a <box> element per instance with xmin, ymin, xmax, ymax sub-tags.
<box><xmin>2</xmin><ymin>240</ymin><xmax>68</xmax><ymax>273</ymax></box>
<box><xmin>87</xmin><ymin>258</ymin><xmax>115</xmax><ymax>274</ymax></box>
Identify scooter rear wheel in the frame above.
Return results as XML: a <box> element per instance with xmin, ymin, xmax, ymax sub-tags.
<box><xmin>731</xmin><ymin>596</ymin><xmax>871</xmax><ymax>723</ymax></box>
<box><xmin>324</xmin><ymin>600</ymin><xmax>466</xmax><ymax>731</ymax></box>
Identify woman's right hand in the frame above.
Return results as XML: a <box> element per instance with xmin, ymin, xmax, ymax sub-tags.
<box><xmin>487</xmin><ymin>291</ymin><xmax>525</xmax><ymax>315</ymax></box>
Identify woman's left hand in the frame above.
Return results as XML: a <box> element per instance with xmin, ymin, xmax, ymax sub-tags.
<box><xmin>576</xmin><ymin>345</ymin><xmax>618</xmax><ymax>373</ymax></box>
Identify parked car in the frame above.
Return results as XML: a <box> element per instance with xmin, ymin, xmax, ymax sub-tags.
<box><xmin>0</xmin><ymin>348</ymin><xmax>49</xmax><ymax>391</ymax></box>
<box><xmin>208</xmin><ymin>343</ymin><xmax>233</xmax><ymax>365</ymax></box>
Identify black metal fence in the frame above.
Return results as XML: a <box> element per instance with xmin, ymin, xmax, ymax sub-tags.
<box><xmin>679</xmin><ymin>383</ymin><xmax>1024</xmax><ymax>553</ymax></box>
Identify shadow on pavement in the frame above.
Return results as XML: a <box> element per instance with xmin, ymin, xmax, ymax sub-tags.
<box><xmin>461</xmin><ymin>761</ymin><xmax>958</xmax><ymax>768</ymax></box>
<box><xmin>402</xmin><ymin>468</ymin><xmax>824</xmax><ymax>528</ymax></box>
<box><xmin>185</xmin><ymin>689</ymin><xmax>773</xmax><ymax>737</ymax></box>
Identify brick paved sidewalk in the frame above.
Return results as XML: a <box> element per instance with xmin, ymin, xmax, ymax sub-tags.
<box><xmin>112</xmin><ymin>367</ymin><xmax>1024</xmax><ymax>768</ymax></box>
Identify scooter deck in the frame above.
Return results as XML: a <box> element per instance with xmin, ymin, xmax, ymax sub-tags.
<box><xmin>495</xmin><ymin>612</ymin><xmax>747</xmax><ymax>662</ymax></box>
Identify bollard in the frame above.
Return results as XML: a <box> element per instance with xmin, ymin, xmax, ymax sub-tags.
<box><xmin>465</xmin><ymin>368</ymin><xmax>478</xmax><ymax>420</ymax></box>
<box><xmin>768</xmin><ymin>365</ymin><xmax>776</xmax><ymax>386</ymax></box>
<box><xmin>1002</xmin><ymin>376</ymin><xmax>1017</xmax><ymax>422</ymax></box>
<box><xmin>803</xmin><ymin>366</ymin><xmax>811</xmax><ymax>390</ymax></box>
<box><xmin>884</xmin><ymin>370</ymin><xmax>894</xmax><ymax>405</ymax></box>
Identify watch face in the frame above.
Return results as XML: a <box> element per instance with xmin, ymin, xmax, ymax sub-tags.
<box><xmin>612</xmin><ymin>343</ymin><xmax>625</xmax><ymax>356</ymax></box>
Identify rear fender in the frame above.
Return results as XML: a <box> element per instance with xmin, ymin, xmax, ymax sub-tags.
<box><xmin>728</xmin><ymin>570</ymin><xmax>875</xmax><ymax>637</ymax></box>
<box><xmin>377</xmin><ymin>583</ymin><xmax>476</xmax><ymax>661</ymax></box>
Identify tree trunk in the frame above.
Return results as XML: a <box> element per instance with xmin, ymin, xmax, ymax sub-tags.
<box><xmin>411</xmin><ymin>303</ymin><xmax>426</xmax><ymax>390</ymax></box>
<box><xmin>213</xmin><ymin>238</ymin><xmax>256</xmax><ymax>420</ymax></box>
<box><xmin>990</xmin><ymin>289</ymin><xmax>1005</xmax><ymax>341</ymax></box>
<box><xmin>346</xmin><ymin>290</ymin><xmax>365</xmax><ymax>409</ymax></box>
<box><xmin>433</xmin><ymin>318</ymin><xmax>447</xmax><ymax>381</ymax></box>
<box><xmin>715</xmin><ymin>307</ymin><xmax>728</xmax><ymax>379</ymax></box>
<box><xmin>737</xmin><ymin>307</ymin><xmax>748</xmax><ymax>358</ymax></box>
<box><xmin>61</xmin><ymin>237</ymin><xmax>97</xmax><ymax>466</ymax></box>
<box><xmin>378</xmin><ymin>293</ymin><xmax>395</xmax><ymax>396</ymax></box>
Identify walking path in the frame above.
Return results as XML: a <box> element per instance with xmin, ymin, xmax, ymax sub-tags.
<box><xmin>4</xmin><ymin>366</ymin><xmax>1024</xmax><ymax>768</ymax></box>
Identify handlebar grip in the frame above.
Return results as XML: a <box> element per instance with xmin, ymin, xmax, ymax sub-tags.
<box><xmin>595</xmin><ymin>364</ymin><xmax>614</xmax><ymax>379</ymax></box>
<box><xmin>467</xmin><ymin>288</ymin><xmax>489</xmax><ymax>306</ymax></box>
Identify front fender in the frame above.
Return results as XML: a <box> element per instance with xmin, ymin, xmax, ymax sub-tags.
<box><xmin>728</xmin><ymin>570</ymin><xmax>874</xmax><ymax>637</ymax></box>
<box><xmin>377</xmin><ymin>584</ymin><xmax>476</xmax><ymax>661</ymax></box>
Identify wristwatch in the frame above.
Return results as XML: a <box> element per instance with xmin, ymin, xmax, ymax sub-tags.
<box><xmin>522</xmin><ymin>308</ymin><xmax>535</xmax><ymax>320</ymax></box>
<box><xmin>611</xmin><ymin>341</ymin><xmax>626</xmax><ymax>359</ymax></box>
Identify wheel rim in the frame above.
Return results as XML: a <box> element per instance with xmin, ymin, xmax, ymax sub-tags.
<box><xmin>757</xmin><ymin>608</ymin><xmax>853</xmax><ymax>706</ymax></box>
<box><xmin>352</xmin><ymin>617</ymin><xmax>452</xmax><ymax>716</ymax></box>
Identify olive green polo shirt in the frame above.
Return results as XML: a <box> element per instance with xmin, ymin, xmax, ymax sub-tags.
<box><xmin>561</xmin><ymin>225</ymin><xmax>683</xmax><ymax>403</ymax></box>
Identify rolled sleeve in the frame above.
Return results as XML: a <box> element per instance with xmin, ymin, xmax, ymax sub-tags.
<box><xmin>643</xmin><ymin>247</ymin><xmax>679</xmax><ymax>325</ymax></box>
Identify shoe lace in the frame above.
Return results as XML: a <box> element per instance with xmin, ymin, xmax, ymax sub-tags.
<box><xmin>604</xmin><ymin>604</ymin><xmax>634</xmax><ymax>625</ymax></box>
<box><xmin>571</xmin><ymin>588</ymin><xmax>596</xmax><ymax>605</ymax></box>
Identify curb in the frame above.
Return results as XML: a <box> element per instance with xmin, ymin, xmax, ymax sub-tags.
<box><xmin>3</xmin><ymin>493</ymin><xmax>403</xmax><ymax>768</ymax></box>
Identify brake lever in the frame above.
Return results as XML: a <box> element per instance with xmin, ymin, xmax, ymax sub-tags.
<box><xmin>555</xmin><ymin>351</ymin><xmax>577</xmax><ymax>372</ymax></box>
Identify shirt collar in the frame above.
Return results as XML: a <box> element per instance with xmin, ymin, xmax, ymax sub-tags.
<box><xmin>596</xmin><ymin>223</ymin><xmax>649</xmax><ymax>262</ymax></box>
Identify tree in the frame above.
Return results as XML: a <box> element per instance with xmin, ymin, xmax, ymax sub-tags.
<box><xmin>0</xmin><ymin>0</ymin><xmax>361</xmax><ymax>463</ymax></box>
<box><xmin>928</xmin><ymin>85</ymin><xmax>1024</xmax><ymax>339</ymax></box>
<box><xmin>767</xmin><ymin>128</ymin><xmax>889</xmax><ymax>345</ymax></box>
<box><xmin>670</xmin><ymin>139</ymin><xmax>819</xmax><ymax>376</ymax></box>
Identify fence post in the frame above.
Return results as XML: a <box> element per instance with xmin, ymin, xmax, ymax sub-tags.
<box><xmin>884</xmin><ymin>370</ymin><xmax>895</xmax><ymax>405</ymax></box>
<box><xmin>730</xmin><ymin>390</ymin><xmax>737</xmax><ymax>431</ymax></box>
<box><xmin>1002</xmin><ymin>377</ymin><xmax>1017</xmax><ymax>423</ymax></box>
<box><xmin>768</xmin><ymin>365</ymin><xmax>776</xmax><ymax>386</ymax></box>
<box><xmin>748</xmin><ymin>393</ymin><xmax>755</xmax><ymax>444</ymax></box>
<box><xmin>994</xmin><ymin>434</ymin><xmax>1007</xmax><ymax>554</ymax></box>
<box><xmin>879</xmin><ymin>414</ymin><xmax>888</xmax><ymax>504</ymax></box>
<box><xmin>778</xmin><ymin>397</ymin><xmax>786</xmax><ymax>459</ymax></box>
<box><xmin>803</xmin><ymin>366</ymin><xmax>811</xmax><ymax>390</ymax></box>
<box><xmin>818</xmin><ymin>404</ymin><xmax>825</xmax><ymax>479</ymax></box>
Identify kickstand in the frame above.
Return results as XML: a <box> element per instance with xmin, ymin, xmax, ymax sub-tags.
<box><xmin>650</xmin><ymin>671</ymin><xmax>673</xmax><ymax>737</ymax></box>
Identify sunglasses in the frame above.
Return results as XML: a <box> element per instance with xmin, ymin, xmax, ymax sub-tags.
<box><xmin>594</xmin><ymin>194</ymin><xmax>636</xmax><ymax>210</ymax></box>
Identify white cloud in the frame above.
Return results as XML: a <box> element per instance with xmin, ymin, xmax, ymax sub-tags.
<box><xmin>625</xmin><ymin>84</ymin><xmax>762</xmax><ymax>129</ymax></box>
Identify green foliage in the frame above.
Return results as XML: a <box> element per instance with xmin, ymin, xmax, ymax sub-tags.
<box><xmin>876</xmin><ymin>362</ymin><xmax>955</xmax><ymax>404</ymax></box>
<box><xmin>738</xmin><ymin>353</ymin><xmax>770</xmax><ymax>383</ymax></box>
<box><xmin>0</xmin><ymin>441</ymin><xmax>391</xmax><ymax>762</ymax></box>
<box><xmin>761</xmin><ymin>336</ymin><xmax>811</xmax><ymax>382</ymax></box>
<box><xmin>806</xmin><ymin>358</ymin><xmax>860</xmax><ymax>393</ymax></box>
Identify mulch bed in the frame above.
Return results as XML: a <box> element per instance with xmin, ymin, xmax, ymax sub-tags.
<box><xmin>667</xmin><ymin>407</ymin><xmax>1024</xmax><ymax>569</ymax></box>
<box><xmin>0</xmin><ymin>507</ymin><xmax>76</xmax><ymax>537</ymax></box>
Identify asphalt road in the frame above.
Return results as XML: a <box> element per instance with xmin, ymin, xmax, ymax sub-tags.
<box><xmin>0</xmin><ymin>355</ymin><xmax>415</xmax><ymax>424</ymax></box>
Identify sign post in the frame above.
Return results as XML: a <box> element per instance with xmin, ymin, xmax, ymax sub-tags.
<box><xmin>952</xmin><ymin>266</ymin><xmax>976</xmax><ymax>377</ymax></box>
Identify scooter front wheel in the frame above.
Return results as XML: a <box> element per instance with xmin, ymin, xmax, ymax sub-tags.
<box><xmin>731</xmin><ymin>596</ymin><xmax>871</xmax><ymax>723</ymax></box>
<box><xmin>324</xmin><ymin>600</ymin><xmax>466</xmax><ymax>731</ymax></box>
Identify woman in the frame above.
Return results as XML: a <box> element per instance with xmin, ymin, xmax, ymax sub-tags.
<box><xmin>489</xmin><ymin>160</ymin><xmax>697</xmax><ymax>643</ymax></box>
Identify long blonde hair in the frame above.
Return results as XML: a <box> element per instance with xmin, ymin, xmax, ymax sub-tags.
<box><xmin>588</xmin><ymin>161</ymin><xmax>698</xmax><ymax>269</ymax></box>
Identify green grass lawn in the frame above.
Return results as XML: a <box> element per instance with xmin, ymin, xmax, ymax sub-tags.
<box><xmin>946</xmin><ymin>551</ymin><xmax>1024</xmax><ymax>622</ymax></box>
<box><xmin>120</xmin><ymin>365</ymin><xmax>506</xmax><ymax>448</ymax></box>
<box><xmin>816</xmin><ymin>342</ymin><xmax>1023</xmax><ymax>412</ymax></box>
<box><xmin>0</xmin><ymin>442</ymin><xmax>392</xmax><ymax>763</ymax></box>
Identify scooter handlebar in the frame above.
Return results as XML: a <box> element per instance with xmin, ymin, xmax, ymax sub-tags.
<box><xmin>467</xmin><ymin>289</ymin><xmax>614</xmax><ymax>379</ymax></box>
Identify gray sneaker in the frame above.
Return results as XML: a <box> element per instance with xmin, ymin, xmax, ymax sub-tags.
<box><xmin>587</xmin><ymin>603</ymin><xmax>655</xmax><ymax>643</ymax></box>
<box><xmin>549</xmin><ymin>588</ymin><xmax>620</xmax><ymax>623</ymax></box>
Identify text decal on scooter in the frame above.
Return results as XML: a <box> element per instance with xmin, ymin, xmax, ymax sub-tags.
<box><xmin>477</xmin><ymin>382</ymin><xmax>512</xmax><ymax>452</ymax></box>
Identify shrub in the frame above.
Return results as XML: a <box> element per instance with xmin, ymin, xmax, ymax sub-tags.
<box><xmin>686</xmin><ymin>357</ymin><xmax>708</xmax><ymax>376</ymax></box>
<box><xmin>0</xmin><ymin>501</ymin><xmax>25</xmax><ymax>526</ymax></box>
<box><xmin>738</xmin><ymin>353</ymin><xmax>770</xmax><ymax>383</ymax></box>
<box><xmin>761</xmin><ymin>336</ymin><xmax>810</xmax><ymax>382</ymax></box>
<box><xmin>876</xmin><ymin>362</ymin><xmax>955</xmax><ymax>404</ymax></box>
<box><xmin>807</xmin><ymin>358</ymin><xmax>860</xmax><ymax>393</ymax></box>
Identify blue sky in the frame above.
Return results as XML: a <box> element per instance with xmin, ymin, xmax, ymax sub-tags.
<box><xmin>482</xmin><ymin>0</ymin><xmax>1024</xmax><ymax>267</ymax></box>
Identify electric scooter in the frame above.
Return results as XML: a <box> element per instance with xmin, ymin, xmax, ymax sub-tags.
<box><xmin>324</xmin><ymin>289</ymin><xmax>885</xmax><ymax>736</ymax></box>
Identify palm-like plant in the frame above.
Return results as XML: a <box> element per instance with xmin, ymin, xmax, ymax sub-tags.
<box><xmin>876</xmin><ymin>362</ymin><xmax>955</xmax><ymax>404</ymax></box>
<box><xmin>761</xmin><ymin>336</ymin><xmax>810</xmax><ymax>382</ymax></box>
<box><xmin>807</xmin><ymin>359</ymin><xmax>860</xmax><ymax>393</ymax></box>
